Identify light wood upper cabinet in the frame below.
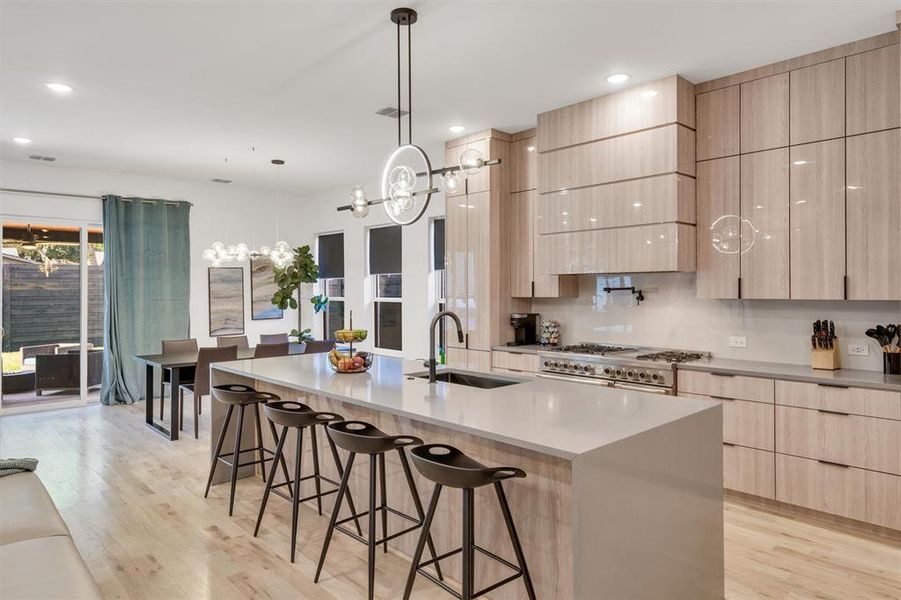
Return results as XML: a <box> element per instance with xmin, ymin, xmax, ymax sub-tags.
<box><xmin>465</xmin><ymin>138</ymin><xmax>491</xmax><ymax>194</ymax></box>
<box><xmin>466</xmin><ymin>190</ymin><xmax>491</xmax><ymax>351</ymax></box>
<box><xmin>741</xmin><ymin>73</ymin><xmax>789</xmax><ymax>153</ymax></box>
<box><xmin>741</xmin><ymin>148</ymin><xmax>789</xmax><ymax>299</ymax></box>
<box><xmin>846</xmin><ymin>44</ymin><xmax>900</xmax><ymax>135</ymax></box>
<box><xmin>444</xmin><ymin>196</ymin><xmax>469</xmax><ymax>349</ymax></box>
<box><xmin>510</xmin><ymin>190</ymin><xmax>534</xmax><ymax>298</ymax></box>
<box><xmin>696</xmin><ymin>157</ymin><xmax>740</xmax><ymax>299</ymax></box>
<box><xmin>846</xmin><ymin>129</ymin><xmax>901</xmax><ymax>300</ymax></box>
<box><xmin>444</xmin><ymin>143</ymin><xmax>466</xmax><ymax>197</ymax></box>
<box><xmin>537</xmin><ymin>75</ymin><xmax>694</xmax><ymax>152</ymax></box>
<box><xmin>790</xmin><ymin>139</ymin><xmax>846</xmax><ymax>299</ymax></box>
<box><xmin>509</xmin><ymin>135</ymin><xmax>537</xmax><ymax>193</ymax></box>
<box><xmin>790</xmin><ymin>59</ymin><xmax>845</xmax><ymax>145</ymax></box>
<box><xmin>696</xmin><ymin>85</ymin><xmax>740</xmax><ymax>160</ymax></box>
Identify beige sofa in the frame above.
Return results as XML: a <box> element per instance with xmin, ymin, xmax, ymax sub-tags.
<box><xmin>0</xmin><ymin>472</ymin><xmax>101</xmax><ymax>599</ymax></box>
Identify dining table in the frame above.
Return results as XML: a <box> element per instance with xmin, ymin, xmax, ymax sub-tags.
<box><xmin>134</xmin><ymin>343</ymin><xmax>306</xmax><ymax>440</ymax></box>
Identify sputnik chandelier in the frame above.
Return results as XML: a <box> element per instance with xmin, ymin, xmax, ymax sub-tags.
<box><xmin>337</xmin><ymin>7</ymin><xmax>501</xmax><ymax>225</ymax></box>
<box><xmin>202</xmin><ymin>158</ymin><xmax>296</xmax><ymax>267</ymax></box>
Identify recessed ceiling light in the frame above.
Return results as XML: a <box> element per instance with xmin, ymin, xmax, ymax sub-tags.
<box><xmin>448</xmin><ymin>125</ymin><xmax>465</xmax><ymax>134</ymax></box>
<box><xmin>13</xmin><ymin>137</ymin><xmax>32</xmax><ymax>144</ymax></box>
<box><xmin>45</xmin><ymin>81</ymin><xmax>73</xmax><ymax>93</ymax></box>
<box><xmin>606</xmin><ymin>73</ymin><xmax>630</xmax><ymax>84</ymax></box>
<box><xmin>639</xmin><ymin>90</ymin><xmax>658</xmax><ymax>98</ymax></box>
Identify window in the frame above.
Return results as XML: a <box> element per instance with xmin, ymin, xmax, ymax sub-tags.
<box><xmin>317</xmin><ymin>233</ymin><xmax>344</xmax><ymax>340</ymax></box>
<box><xmin>369</xmin><ymin>225</ymin><xmax>402</xmax><ymax>351</ymax></box>
<box><xmin>431</xmin><ymin>218</ymin><xmax>446</xmax><ymax>351</ymax></box>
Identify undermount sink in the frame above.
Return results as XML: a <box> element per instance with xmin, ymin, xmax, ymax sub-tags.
<box><xmin>410</xmin><ymin>369</ymin><xmax>522</xmax><ymax>389</ymax></box>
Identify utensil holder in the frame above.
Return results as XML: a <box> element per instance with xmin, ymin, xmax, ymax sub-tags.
<box><xmin>811</xmin><ymin>343</ymin><xmax>841</xmax><ymax>371</ymax></box>
<box><xmin>884</xmin><ymin>353</ymin><xmax>901</xmax><ymax>375</ymax></box>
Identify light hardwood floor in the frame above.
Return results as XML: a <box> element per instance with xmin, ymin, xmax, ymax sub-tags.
<box><xmin>1</xmin><ymin>402</ymin><xmax>899</xmax><ymax>599</ymax></box>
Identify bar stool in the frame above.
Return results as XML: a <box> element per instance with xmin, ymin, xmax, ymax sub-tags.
<box><xmin>314</xmin><ymin>420</ymin><xmax>444</xmax><ymax>600</ymax></box>
<box><xmin>253</xmin><ymin>400</ymin><xmax>363</xmax><ymax>562</ymax></box>
<box><xmin>402</xmin><ymin>443</ymin><xmax>537</xmax><ymax>600</ymax></box>
<box><xmin>203</xmin><ymin>384</ymin><xmax>291</xmax><ymax>516</ymax></box>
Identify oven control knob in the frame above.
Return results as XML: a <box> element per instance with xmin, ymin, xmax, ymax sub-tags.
<box><xmin>651</xmin><ymin>373</ymin><xmax>659</xmax><ymax>381</ymax></box>
<box><xmin>626</xmin><ymin>370</ymin><xmax>635</xmax><ymax>378</ymax></box>
<box><xmin>614</xmin><ymin>369</ymin><xmax>622</xmax><ymax>376</ymax></box>
<box><xmin>638</xmin><ymin>372</ymin><xmax>646</xmax><ymax>379</ymax></box>
<box><xmin>585</xmin><ymin>366</ymin><xmax>594</xmax><ymax>374</ymax></box>
<box><xmin>552</xmin><ymin>362</ymin><xmax>560</xmax><ymax>368</ymax></box>
<box><xmin>544</xmin><ymin>361</ymin><xmax>550</xmax><ymax>367</ymax></box>
<box><xmin>603</xmin><ymin>367</ymin><xmax>611</xmax><ymax>374</ymax></box>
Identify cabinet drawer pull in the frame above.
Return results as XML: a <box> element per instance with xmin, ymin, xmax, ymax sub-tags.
<box><xmin>709</xmin><ymin>372</ymin><xmax>735</xmax><ymax>378</ymax></box>
<box><xmin>723</xmin><ymin>442</ymin><xmax>736</xmax><ymax>447</ymax></box>
<box><xmin>507</xmin><ymin>368</ymin><xmax>523</xmax><ymax>373</ymax></box>
<box><xmin>817</xmin><ymin>383</ymin><xmax>849</xmax><ymax>389</ymax></box>
<box><xmin>506</xmin><ymin>351</ymin><xmax>523</xmax><ymax>355</ymax></box>
<box><xmin>818</xmin><ymin>409</ymin><xmax>850</xmax><ymax>416</ymax></box>
<box><xmin>818</xmin><ymin>459</ymin><xmax>850</xmax><ymax>469</ymax></box>
<box><xmin>712</xmin><ymin>396</ymin><xmax>735</xmax><ymax>401</ymax></box>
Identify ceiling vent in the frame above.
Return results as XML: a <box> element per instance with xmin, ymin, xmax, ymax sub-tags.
<box><xmin>375</xmin><ymin>106</ymin><xmax>409</xmax><ymax>119</ymax></box>
<box><xmin>210</xmin><ymin>178</ymin><xmax>233</xmax><ymax>184</ymax></box>
<box><xmin>28</xmin><ymin>154</ymin><xmax>56</xmax><ymax>162</ymax></box>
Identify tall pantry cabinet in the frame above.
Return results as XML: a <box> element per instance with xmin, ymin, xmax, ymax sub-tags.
<box><xmin>695</xmin><ymin>39</ymin><xmax>900</xmax><ymax>300</ymax></box>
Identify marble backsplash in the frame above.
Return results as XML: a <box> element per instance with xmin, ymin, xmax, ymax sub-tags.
<box><xmin>531</xmin><ymin>273</ymin><xmax>900</xmax><ymax>372</ymax></box>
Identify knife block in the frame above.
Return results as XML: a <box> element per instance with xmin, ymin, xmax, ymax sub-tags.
<box><xmin>811</xmin><ymin>341</ymin><xmax>841</xmax><ymax>370</ymax></box>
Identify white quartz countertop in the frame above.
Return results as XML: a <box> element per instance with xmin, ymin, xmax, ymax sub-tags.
<box><xmin>213</xmin><ymin>354</ymin><xmax>719</xmax><ymax>459</ymax></box>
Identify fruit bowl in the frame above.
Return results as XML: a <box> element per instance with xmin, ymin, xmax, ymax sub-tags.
<box><xmin>335</xmin><ymin>329</ymin><xmax>368</xmax><ymax>343</ymax></box>
<box><xmin>327</xmin><ymin>349</ymin><xmax>373</xmax><ymax>374</ymax></box>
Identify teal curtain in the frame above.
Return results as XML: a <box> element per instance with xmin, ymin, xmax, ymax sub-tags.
<box><xmin>101</xmin><ymin>196</ymin><xmax>191</xmax><ymax>405</ymax></box>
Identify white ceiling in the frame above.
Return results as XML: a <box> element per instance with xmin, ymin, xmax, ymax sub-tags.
<box><xmin>1</xmin><ymin>1</ymin><xmax>898</xmax><ymax>197</ymax></box>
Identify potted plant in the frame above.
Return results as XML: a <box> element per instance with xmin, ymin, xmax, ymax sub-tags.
<box><xmin>270</xmin><ymin>245</ymin><xmax>321</xmax><ymax>343</ymax></box>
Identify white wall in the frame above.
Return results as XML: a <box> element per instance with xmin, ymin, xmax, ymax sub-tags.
<box><xmin>532</xmin><ymin>273</ymin><xmax>900</xmax><ymax>372</ymax></box>
<box><xmin>0</xmin><ymin>159</ymin><xmax>303</xmax><ymax>348</ymax></box>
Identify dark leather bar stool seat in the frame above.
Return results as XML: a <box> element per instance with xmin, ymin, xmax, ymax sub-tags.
<box><xmin>203</xmin><ymin>384</ymin><xmax>291</xmax><ymax>516</ymax></box>
<box><xmin>315</xmin><ymin>420</ymin><xmax>444</xmax><ymax>600</ymax></box>
<box><xmin>253</xmin><ymin>401</ymin><xmax>363</xmax><ymax>563</ymax></box>
<box><xmin>403</xmin><ymin>443</ymin><xmax>537</xmax><ymax>600</ymax></box>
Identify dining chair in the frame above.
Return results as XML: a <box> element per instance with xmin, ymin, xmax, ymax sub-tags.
<box><xmin>160</xmin><ymin>338</ymin><xmax>198</xmax><ymax>420</ymax></box>
<box><xmin>178</xmin><ymin>345</ymin><xmax>238</xmax><ymax>439</ymax></box>
<box><xmin>217</xmin><ymin>335</ymin><xmax>249</xmax><ymax>349</ymax></box>
<box><xmin>259</xmin><ymin>333</ymin><xmax>290</xmax><ymax>345</ymax></box>
<box><xmin>303</xmin><ymin>340</ymin><xmax>336</xmax><ymax>354</ymax></box>
<box><xmin>254</xmin><ymin>342</ymin><xmax>291</xmax><ymax>359</ymax></box>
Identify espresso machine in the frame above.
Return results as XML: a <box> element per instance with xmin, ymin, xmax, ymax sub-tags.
<box><xmin>509</xmin><ymin>313</ymin><xmax>539</xmax><ymax>346</ymax></box>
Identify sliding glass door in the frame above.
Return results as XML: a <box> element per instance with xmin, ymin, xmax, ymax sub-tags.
<box><xmin>0</xmin><ymin>219</ymin><xmax>103</xmax><ymax>413</ymax></box>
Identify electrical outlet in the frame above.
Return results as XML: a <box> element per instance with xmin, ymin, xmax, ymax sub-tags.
<box><xmin>729</xmin><ymin>336</ymin><xmax>747</xmax><ymax>348</ymax></box>
<box><xmin>848</xmin><ymin>344</ymin><xmax>869</xmax><ymax>356</ymax></box>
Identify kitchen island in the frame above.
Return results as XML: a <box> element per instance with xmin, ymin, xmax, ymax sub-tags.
<box><xmin>210</xmin><ymin>354</ymin><xmax>724</xmax><ymax>599</ymax></box>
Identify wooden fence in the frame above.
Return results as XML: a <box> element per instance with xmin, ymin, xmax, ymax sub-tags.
<box><xmin>2</xmin><ymin>263</ymin><xmax>103</xmax><ymax>352</ymax></box>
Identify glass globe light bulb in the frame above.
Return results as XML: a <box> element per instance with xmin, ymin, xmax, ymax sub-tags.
<box><xmin>352</xmin><ymin>203</ymin><xmax>370</xmax><ymax>219</ymax></box>
<box><xmin>350</xmin><ymin>185</ymin><xmax>367</xmax><ymax>202</ymax></box>
<box><xmin>442</xmin><ymin>171</ymin><xmax>462</xmax><ymax>193</ymax></box>
<box><xmin>459</xmin><ymin>148</ymin><xmax>485</xmax><ymax>176</ymax></box>
<box><xmin>389</xmin><ymin>165</ymin><xmax>416</xmax><ymax>193</ymax></box>
<box><xmin>388</xmin><ymin>185</ymin><xmax>414</xmax><ymax>213</ymax></box>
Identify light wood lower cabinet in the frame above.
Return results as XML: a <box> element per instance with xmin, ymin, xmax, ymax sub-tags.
<box><xmin>491</xmin><ymin>350</ymin><xmax>540</xmax><ymax>374</ymax></box>
<box><xmin>775</xmin><ymin>380</ymin><xmax>901</xmax><ymax>420</ymax></box>
<box><xmin>678</xmin><ymin>370</ymin><xmax>774</xmax><ymax>403</ymax></box>
<box><xmin>789</xmin><ymin>139</ymin><xmax>846</xmax><ymax>299</ymax></box>
<box><xmin>683</xmin><ymin>392</ymin><xmax>774</xmax><ymax>450</ymax></box>
<box><xmin>846</xmin><ymin>129</ymin><xmax>901</xmax><ymax>300</ymax></box>
<box><xmin>724</xmin><ymin>444</ymin><xmax>775</xmax><ymax>499</ymax></box>
<box><xmin>446</xmin><ymin>348</ymin><xmax>491</xmax><ymax>373</ymax></box>
<box><xmin>776</xmin><ymin>453</ymin><xmax>901</xmax><ymax>530</ymax></box>
<box><xmin>776</xmin><ymin>405</ymin><xmax>901</xmax><ymax>476</ymax></box>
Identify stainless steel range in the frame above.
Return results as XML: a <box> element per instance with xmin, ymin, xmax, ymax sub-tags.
<box><xmin>537</xmin><ymin>343</ymin><xmax>709</xmax><ymax>394</ymax></box>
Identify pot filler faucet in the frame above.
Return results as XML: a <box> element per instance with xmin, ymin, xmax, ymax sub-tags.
<box><xmin>427</xmin><ymin>310</ymin><xmax>465</xmax><ymax>383</ymax></box>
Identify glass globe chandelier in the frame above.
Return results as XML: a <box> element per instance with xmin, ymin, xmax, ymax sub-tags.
<box><xmin>202</xmin><ymin>157</ymin><xmax>296</xmax><ymax>267</ymax></box>
<box><xmin>338</xmin><ymin>7</ymin><xmax>501</xmax><ymax>225</ymax></box>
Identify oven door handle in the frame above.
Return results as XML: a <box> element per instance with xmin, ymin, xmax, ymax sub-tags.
<box><xmin>614</xmin><ymin>382</ymin><xmax>673</xmax><ymax>395</ymax></box>
<box><xmin>537</xmin><ymin>372</ymin><xmax>613</xmax><ymax>387</ymax></box>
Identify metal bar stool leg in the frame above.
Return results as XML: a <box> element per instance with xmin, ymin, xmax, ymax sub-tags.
<box><xmin>402</xmin><ymin>483</ymin><xmax>443</xmax><ymax>600</ymax></box>
<box><xmin>253</xmin><ymin>403</ymin><xmax>268</xmax><ymax>483</ymax></box>
<box><xmin>378</xmin><ymin>453</ymin><xmax>388</xmax><ymax>554</ymax></box>
<box><xmin>290</xmin><ymin>426</ymin><xmax>304</xmax><ymax>563</ymax></box>
<box><xmin>227</xmin><ymin>404</ymin><xmax>246</xmax><ymax>517</ymax></box>
<box><xmin>204</xmin><ymin>404</ymin><xmax>233</xmax><ymax>498</ymax></box>
<box><xmin>315</xmin><ymin>452</ymin><xmax>356</xmax><ymax>583</ymax></box>
<box><xmin>268</xmin><ymin>418</ymin><xmax>293</xmax><ymax>499</ymax></box>
<box><xmin>367</xmin><ymin>454</ymin><xmax>377</xmax><ymax>600</ymax></box>
<box><xmin>495</xmin><ymin>481</ymin><xmax>537</xmax><ymax>600</ymax></box>
<box><xmin>462</xmin><ymin>488</ymin><xmax>475</xmax><ymax>600</ymax></box>
<box><xmin>310</xmin><ymin>426</ymin><xmax>323</xmax><ymax>515</ymax></box>
<box><xmin>398</xmin><ymin>449</ymin><xmax>444</xmax><ymax>581</ymax></box>
<box><xmin>254</xmin><ymin>425</ymin><xmax>289</xmax><ymax>536</ymax></box>
<box><xmin>325</xmin><ymin>433</ymin><xmax>363</xmax><ymax>535</ymax></box>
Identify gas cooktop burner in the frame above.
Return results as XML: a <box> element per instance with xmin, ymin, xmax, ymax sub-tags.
<box><xmin>636</xmin><ymin>351</ymin><xmax>705</xmax><ymax>363</ymax></box>
<box><xmin>549</xmin><ymin>344</ymin><xmax>636</xmax><ymax>355</ymax></box>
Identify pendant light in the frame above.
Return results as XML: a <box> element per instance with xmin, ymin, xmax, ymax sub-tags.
<box><xmin>337</xmin><ymin>7</ymin><xmax>501</xmax><ymax>225</ymax></box>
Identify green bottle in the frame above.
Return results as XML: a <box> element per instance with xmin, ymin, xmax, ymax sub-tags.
<box><xmin>439</xmin><ymin>346</ymin><xmax>446</xmax><ymax>365</ymax></box>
